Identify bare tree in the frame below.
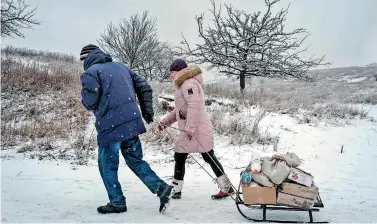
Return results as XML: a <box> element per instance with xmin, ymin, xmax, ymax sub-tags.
<box><xmin>98</xmin><ymin>11</ymin><xmax>158</xmax><ymax>69</ymax></box>
<box><xmin>1</xmin><ymin>0</ymin><xmax>41</xmax><ymax>38</ymax></box>
<box><xmin>133</xmin><ymin>42</ymin><xmax>175</xmax><ymax>82</ymax></box>
<box><xmin>154</xmin><ymin>42</ymin><xmax>176</xmax><ymax>82</ymax></box>
<box><xmin>179</xmin><ymin>0</ymin><xmax>329</xmax><ymax>92</ymax></box>
<box><xmin>98</xmin><ymin>11</ymin><xmax>174</xmax><ymax>81</ymax></box>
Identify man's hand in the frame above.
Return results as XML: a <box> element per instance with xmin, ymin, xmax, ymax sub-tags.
<box><xmin>143</xmin><ymin>114</ymin><xmax>153</xmax><ymax>124</ymax></box>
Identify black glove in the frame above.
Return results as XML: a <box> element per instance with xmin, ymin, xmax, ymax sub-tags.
<box><xmin>143</xmin><ymin>114</ymin><xmax>154</xmax><ymax>124</ymax></box>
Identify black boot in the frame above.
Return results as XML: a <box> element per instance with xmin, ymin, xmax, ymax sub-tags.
<box><xmin>159</xmin><ymin>185</ymin><xmax>174</xmax><ymax>212</ymax></box>
<box><xmin>97</xmin><ymin>203</ymin><xmax>127</xmax><ymax>214</ymax></box>
<box><xmin>171</xmin><ymin>178</ymin><xmax>184</xmax><ymax>199</ymax></box>
<box><xmin>172</xmin><ymin>191</ymin><xmax>181</xmax><ymax>199</ymax></box>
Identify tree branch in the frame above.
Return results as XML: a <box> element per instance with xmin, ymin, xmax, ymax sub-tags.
<box><xmin>177</xmin><ymin>0</ymin><xmax>330</xmax><ymax>90</ymax></box>
<box><xmin>1</xmin><ymin>0</ymin><xmax>41</xmax><ymax>38</ymax></box>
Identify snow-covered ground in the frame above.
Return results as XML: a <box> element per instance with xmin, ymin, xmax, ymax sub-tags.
<box><xmin>339</xmin><ymin>76</ymin><xmax>368</xmax><ymax>83</ymax></box>
<box><xmin>1</xmin><ymin>106</ymin><xmax>377</xmax><ymax>223</ymax></box>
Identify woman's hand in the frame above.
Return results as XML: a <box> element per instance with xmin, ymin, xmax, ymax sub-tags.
<box><xmin>157</xmin><ymin>123</ymin><xmax>165</xmax><ymax>131</ymax></box>
<box><xmin>184</xmin><ymin>130</ymin><xmax>195</xmax><ymax>137</ymax></box>
<box><xmin>183</xmin><ymin>130</ymin><xmax>195</xmax><ymax>140</ymax></box>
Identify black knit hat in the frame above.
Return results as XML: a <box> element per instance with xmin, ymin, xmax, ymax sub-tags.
<box><xmin>80</xmin><ymin>44</ymin><xmax>99</xmax><ymax>61</ymax></box>
<box><xmin>170</xmin><ymin>59</ymin><xmax>188</xmax><ymax>72</ymax></box>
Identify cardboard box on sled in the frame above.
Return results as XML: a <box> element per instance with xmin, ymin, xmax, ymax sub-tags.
<box><xmin>287</xmin><ymin>168</ymin><xmax>314</xmax><ymax>187</ymax></box>
<box><xmin>242</xmin><ymin>182</ymin><xmax>276</xmax><ymax>205</ymax></box>
<box><xmin>277</xmin><ymin>182</ymin><xmax>319</xmax><ymax>209</ymax></box>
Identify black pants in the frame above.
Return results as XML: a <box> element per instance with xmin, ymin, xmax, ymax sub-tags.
<box><xmin>174</xmin><ymin>149</ymin><xmax>225</xmax><ymax>180</ymax></box>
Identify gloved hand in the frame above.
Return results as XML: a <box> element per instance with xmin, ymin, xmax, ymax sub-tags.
<box><xmin>157</xmin><ymin>123</ymin><xmax>165</xmax><ymax>131</ymax></box>
<box><xmin>145</xmin><ymin>118</ymin><xmax>153</xmax><ymax>124</ymax></box>
<box><xmin>143</xmin><ymin>114</ymin><xmax>153</xmax><ymax>124</ymax></box>
<box><xmin>184</xmin><ymin>130</ymin><xmax>195</xmax><ymax>137</ymax></box>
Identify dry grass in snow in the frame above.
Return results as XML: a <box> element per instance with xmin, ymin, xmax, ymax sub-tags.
<box><xmin>1</xmin><ymin>46</ymin><xmax>376</xmax><ymax>164</ymax></box>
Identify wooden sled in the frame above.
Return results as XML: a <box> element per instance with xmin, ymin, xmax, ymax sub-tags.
<box><xmin>235</xmin><ymin>179</ymin><xmax>328</xmax><ymax>223</ymax></box>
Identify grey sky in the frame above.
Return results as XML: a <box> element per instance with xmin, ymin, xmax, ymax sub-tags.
<box><xmin>2</xmin><ymin>0</ymin><xmax>377</xmax><ymax>70</ymax></box>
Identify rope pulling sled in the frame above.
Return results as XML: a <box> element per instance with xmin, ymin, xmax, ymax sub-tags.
<box><xmin>162</xmin><ymin>126</ymin><xmax>328</xmax><ymax>223</ymax></box>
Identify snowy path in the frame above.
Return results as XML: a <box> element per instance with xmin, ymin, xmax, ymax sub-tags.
<box><xmin>1</xmin><ymin>159</ymin><xmax>247</xmax><ymax>223</ymax></box>
<box><xmin>2</xmin><ymin>106</ymin><xmax>377</xmax><ymax>223</ymax></box>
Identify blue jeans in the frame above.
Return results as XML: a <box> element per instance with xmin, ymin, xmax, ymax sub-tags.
<box><xmin>98</xmin><ymin>136</ymin><xmax>167</xmax><ymax>207</ymax></box>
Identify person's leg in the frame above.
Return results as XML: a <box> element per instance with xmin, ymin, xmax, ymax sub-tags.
<box><xmin>172</xmin><ymin>152</ymin><xmax>188</xmax><ymax>199</ymax></box>
<box><xmin>201</xmin><ymin>150</ymin><xmax>225</xmax><ymax>177</ymax></box>
<box><xmin>174</xmin><ymin>152</ymin><xmax>188</xmax><ymax>180</ymax></box>
<box><xmin>97</xmin><ymin>143</ymin><xmax>127</xmax><ymax>213</ymax></box>
<box><xmin>201</xmin><ymin>150</ymin><xmax>234</xmax><ymax>199</ymax></box>
<box><xmin>120</xmin><ymin>136</ymin><xmax>173</xmax><ymax>212</ymax></box>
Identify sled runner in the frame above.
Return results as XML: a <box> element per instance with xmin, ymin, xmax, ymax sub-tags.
<box><xmin>235</xmin><ymin>175</ymin><xmax>328</xmax><ymax>223</ymax></box>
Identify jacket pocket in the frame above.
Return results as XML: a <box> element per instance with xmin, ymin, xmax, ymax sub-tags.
<box><xmin>179</xmin><ymin>110</ymin><xmax>186</xmax><ymax>120</ymax></box>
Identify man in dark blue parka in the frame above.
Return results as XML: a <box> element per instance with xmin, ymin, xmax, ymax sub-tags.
<box><xmin>79</xmin><ymin>44</ymin><xmax>173</xmax><ymax>214</ymax></box>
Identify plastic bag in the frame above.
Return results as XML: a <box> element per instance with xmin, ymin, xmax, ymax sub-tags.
<box><xmin>252</xmin><ymin>173</ymin><xmax>274</xmax><ymax>187</ymax></box>
<box><xmin>261</xmin><ymin>157</ymin><xmax>290</xmax><ymax>185</ymax></box>
<box><xmin>249</xmin><ymin>151</ymin><xmax>262</xmax><ymax>173</ymax></box>
<box><xmin>250</xmin><ymin>151</ymin><xmax>262</xmax><ymax>162</ymax></box>
<box><xmin>284</xmin><ymin>152</ymin><xmax>301</xmax><ymax>168</ymax></box>
<box><xmin>271</xmin><ymin>152</ymin><xmax>301</xmax><ymax>168</ymax></box>
<box><xmin>250</xmin><ymin>181</ymin><xmax>261</xmax><ymax>187</ymax></box>
<box><xmin>250</xmin><ymin>162</ymin><xmax>261</xmax><ymax>174</ymax></box>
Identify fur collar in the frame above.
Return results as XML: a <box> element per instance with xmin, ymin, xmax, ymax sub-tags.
<box><xmin>174</xmin><ymin>65</ymin><xmax>202</xmax><ymax>87</ymax></box>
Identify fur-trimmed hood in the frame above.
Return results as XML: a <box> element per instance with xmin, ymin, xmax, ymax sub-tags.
<box><xmin>174</xmin><ymin>65</ymin><xmax>203</xmax><ymax>87</ymax></box>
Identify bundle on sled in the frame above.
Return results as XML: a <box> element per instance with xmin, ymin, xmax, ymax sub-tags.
<box><xmin>235</xmin><ymin>152</ymin><xmax>327</xmax><ymax>223</ymax></box>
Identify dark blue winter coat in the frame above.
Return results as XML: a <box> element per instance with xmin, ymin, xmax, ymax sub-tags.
<box><xmin>80</xmin><ymin>49</ymin><xmax>154</xmax><ymax>147</ymax></box>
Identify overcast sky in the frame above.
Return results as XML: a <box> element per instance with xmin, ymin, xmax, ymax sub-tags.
<box><xmin>2</xmin><ymin>0</ymin><xmax>377</xmax><ymax>70</ymax></box>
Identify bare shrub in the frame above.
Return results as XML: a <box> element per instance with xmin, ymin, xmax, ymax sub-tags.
<box><xmin>204</xmin><ymin>81</ymin><xmax>265</xmax><ymax>107</ymax></box>
<box><xmin>1</xmin><ymin>56</ymin><xmax>80</xmax><ymax>92</ymax></box>
<box><xmin>205</xmin><ymin>71</ymin><xmax>377</xmax><ymax>116</ymax></box>
<box><xmin>2</xmin><ymin>45</ymin><xmax>75</xmax><ymax>62</ymax></box>
<box><xmin>1</xmin><ymin>50</ymin><xmax>86</xmax><ymax>133</ymax></box>
<box><xmin>210</xmin><ymin>106</ymin><xmax>227</xmax><ymax>134</ymax></box>
<box><xmin>296</xmin><ymin>103</ymin><xmax>368</xmax><ymax>125</ymax></box>
<box><xmin>311</xmin><ymin>103</ymin><xmax>368</xmax><ymax>120</ymax></box>
<box><xmin>1</xmin><ymin>117</ymin><xmax>70</xmax><ymax>144</ymax></box>
<box><xmin>362</xmin><ymin>95</ymin><xmax>377</xmax><ymax>105</ymax></box>
<box><xmin>1</xmin><ymin>52</ymin><xmax>91</xmax><ymax>162</ymax></box>
<box><xmin>71</xmin><ymin>129</ymin><xmax>96</xmax><ymax>165</ymax></box>
<box><xmin>211</xmin><ymin>108</ymin><xmax>271</xmax><ymax>145</ymax></box>
<box><xmin>140</xmin><ymin>125</ymin><xmax>177</xmax><ymax>152</ymax></box>
<box><xmin>136</xmin><ymin>82</ymin><xmax>178</xmax><ymax>149</ymax></box>
<box><xmin>257</xmin><ymin>129</ymin><xmax>280</xmax><ymax>146</ymax></box>
<box><xmin>250</xmin><ymin>109</ymin><xmax>267</xmax><ymax>137</ymax></box>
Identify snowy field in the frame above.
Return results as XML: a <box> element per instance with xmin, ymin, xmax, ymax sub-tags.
<box><xmin>2</xmin><ymin>106</ymin><xmax>377</xmax><ymax>223</ymax></box>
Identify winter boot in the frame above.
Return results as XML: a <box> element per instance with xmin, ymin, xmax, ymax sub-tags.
<box><xmin>97</xmin><ymin>203</ymin><xmax>127</xmax><ymax>214</ymax></box>
<box><xmin>172</xmin><ymin>191</ymin><xmax>181</xmax><ymax>199</ymax></box>
<box><xmin>171</xmin><ymin>179</ymin><xmax>184</xmax><ymax>199</ymax></box>
<box><xmin>159</xmin><ymin>184</ymin><xmax>174</xmax><ymax>212</ymax></box>
<box><xmin>211</xmin><ymin>187</ymin><xmax>235</xmax><ymax>200</ymax></box>
<box><xmin>211</xmin><ymin>174</ymin><xmax>234</xmax><ymax>200</ymax></box>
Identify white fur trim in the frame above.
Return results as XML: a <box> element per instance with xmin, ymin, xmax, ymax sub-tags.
<box><xmin>216</xmin><ymin>175</ymin><xmax>231</xmax><ymax>192</ymax></box>
<box><xmin>172</xmin><ymin>178</ymin><xmax>184</xmax><ymax>192</ymax></box>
